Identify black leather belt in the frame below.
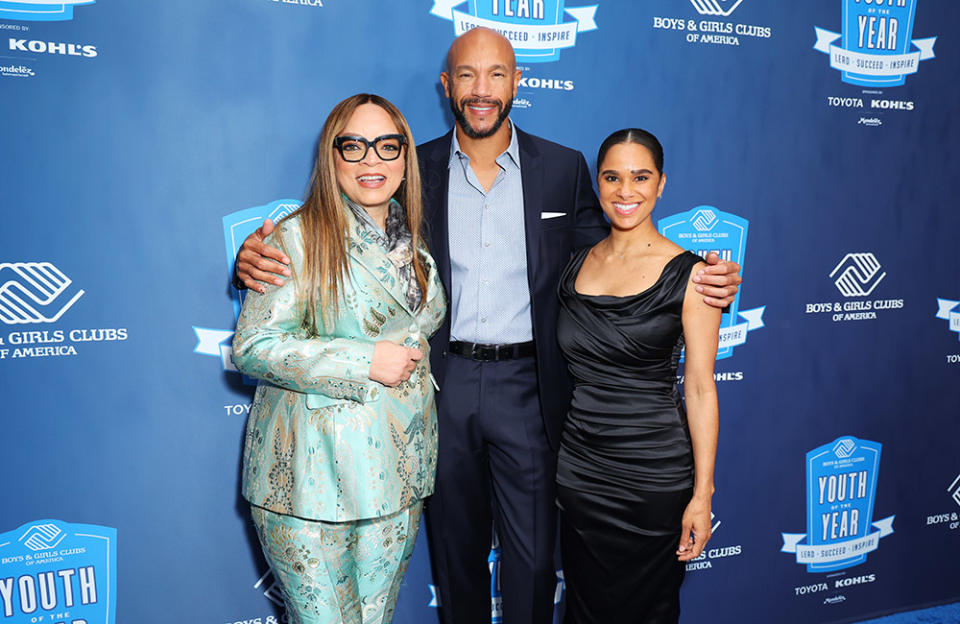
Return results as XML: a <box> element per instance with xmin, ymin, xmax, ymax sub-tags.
<box><xmin>449</xmin><ymin>340</ymin><xmax>536</xmax><ymax>362</ymax></box>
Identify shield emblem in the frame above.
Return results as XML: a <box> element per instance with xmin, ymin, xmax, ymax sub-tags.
<box><xmin>659</xmin><ymin>206</ymin><xmax>750</xmax><ymax>360</ymax></box>
<box><xmin>935</xmin><ymin>298</ymin><xmax>960</xmax><ymax>340</ymax></box>
<box><xmin>804</xmin><ymin>437</ymin><xmax>881</xmax><ymax>572</ymax></box>
<box><xmin>0</xmin><ymin>0</ymin><xmax>95</xmax><ymax>22</ymax></box>
<box><xmin>222</xmin><ymin>199</ymin><xmax>301</xmax><ymax>320</ymax></box>
<box><xmin>433</xmin><ymin>0</ymin><xmax>597</xmax><ymax>64</ymax></box>
<box><xmin>841</xmin><ymin>0</ymin><xmax>917</xmax><ymax>86</ymax></box>
<box><xmin>488</xmin><ymin>536</ymin><xmax>503</xmax><ymax>622</ymax></box>
<box><xmin>214</xmin><ymin>200</ymin><xmax>300</xmax><ymax>382</ymax></box>
<box><xmin>0</xmin><ymin>520</ymin><xmax>117</xmax><ymax>623</ymax></box>
<box><xmin>469</xmin><ymin>0</ymin><xmax>566</xmax><ymax>63</ymax></box>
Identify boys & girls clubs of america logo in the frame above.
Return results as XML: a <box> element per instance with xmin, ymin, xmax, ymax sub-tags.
<box><xmin>781</xmin><ymin>437</ymin><xmax>894</xmax><ymax>573</ymax></box>
<box><xmin>429</xmin><ymin>0</ymin><xmax>598</xmax><ymax>64</ymax></box>
<box><xmin>0</xmin><ymin>519</ymin><xmax>116</xmax><ymax>623</ymax></box>
<box><xmin>0</xmin><ymin>1</ymin><xmax>95</xmax><ymax>22</ymax></box>
<box><xmin>659</xmin><ymin>206</ymin><xmax>764</xmax><ymax>360</ymax></box>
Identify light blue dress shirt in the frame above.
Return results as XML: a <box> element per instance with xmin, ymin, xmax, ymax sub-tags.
<box><xmin>447</xmin><ymin>122</ymin><xmax>533</xmax><ymax>344</ymax></box>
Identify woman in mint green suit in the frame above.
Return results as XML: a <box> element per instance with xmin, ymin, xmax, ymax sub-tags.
<box><xmin>232</xmin><ymin>94</ymin><xmax>446</xmax><ymax>624</ymax></box>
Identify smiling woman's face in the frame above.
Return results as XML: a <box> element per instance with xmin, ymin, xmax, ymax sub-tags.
<box><xmin>334</xmin><ymin>103</ymin><xmax>406</xmax><ymax>215</ymax></box>
<box><xmin>597</xmin><ymin>142</ymin><xmax>666</xmax><ymax>232</ymax></box>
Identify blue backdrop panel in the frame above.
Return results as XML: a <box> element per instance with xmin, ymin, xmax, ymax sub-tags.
<box><xmin>1</xmin><ymin>1</ymin><xmax>958</xmax><ymax>623</ymax></box>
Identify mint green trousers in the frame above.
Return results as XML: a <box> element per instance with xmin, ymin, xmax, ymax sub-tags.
<box><xmin>250</xmin><ymin>501</ymin><xmax>422</xmax><ymax>624</ymax></box>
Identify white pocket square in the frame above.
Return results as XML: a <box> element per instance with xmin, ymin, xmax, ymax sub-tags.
<box><xmin>541</xmin><ymin>212</ymin><xmax>566</xmax><ymax>219</ymax></box>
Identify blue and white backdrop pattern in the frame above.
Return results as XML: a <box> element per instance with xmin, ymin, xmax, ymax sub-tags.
<box><xmin>1</xmin><ymin>1</ymin><xmax>958</xmax><ymax>623</ymax></box>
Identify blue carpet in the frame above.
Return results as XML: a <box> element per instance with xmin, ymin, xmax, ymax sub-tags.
<box><xmin>853</xmin><ymin>602</ymin><xmax>960</xmax><ymax>623</ymax></box>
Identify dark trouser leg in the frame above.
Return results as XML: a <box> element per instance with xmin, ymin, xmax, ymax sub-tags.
<box><xmin>428</xmin><ymin>355</ymin><xmax>495</xmax><ymax>624</ymax></box>
<box><xmin>485</xmin><ymin>357</ymin><xmax>558</xmax><ymax>624</ymax></box>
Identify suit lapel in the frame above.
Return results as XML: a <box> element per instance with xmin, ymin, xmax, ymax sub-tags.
<box><xmin>422</xmin><ymin>131</ymin><xmax>453</xmax><ymax>297</ymax></box>
<box><xmin>517</xmin><ymin>128</ymin><xmax>543</xmax><ymax>286</ymax></box>
<box><xmin>346</xmin><ymin>208</ymin><xmax>415</xmax><ymax>316</ymax></box>
<box><xmin>416</xmin><ymin>245</ymin><xmax>446</xmax><ymax>330</ymax></box>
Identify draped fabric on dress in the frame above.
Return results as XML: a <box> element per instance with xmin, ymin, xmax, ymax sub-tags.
<box><xmin>555</xmin><ymin>248</ymin><xmax>702</xmax><ymax>624</ymax></box>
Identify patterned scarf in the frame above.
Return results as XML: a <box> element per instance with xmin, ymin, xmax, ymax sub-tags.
<box><xmin>346</xmin><ymin>197</ymin><xmax>423</xmax><ymax>311</ymax></box>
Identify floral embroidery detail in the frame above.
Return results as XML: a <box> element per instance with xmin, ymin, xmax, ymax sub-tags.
<box><xmin>361</xmin><ymin>307</ymin><xmax>387</xmax><ymax>338</ymax></box>
<box><xmin>264</xmin><ymin>425</ymin><xmax>296</xmax><ymax>511</ymax></box>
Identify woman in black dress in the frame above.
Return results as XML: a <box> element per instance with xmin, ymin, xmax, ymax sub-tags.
<box><xmin>556</xmin><ymin>129</ymin><xmax>721</xmax><ymax>623</ymax></box>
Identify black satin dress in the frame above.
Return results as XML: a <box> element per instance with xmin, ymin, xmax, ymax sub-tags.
<box><xmin>556</xmin><ymin>248</ymin><xmax>702</xmax><ymax>624</ymax></box>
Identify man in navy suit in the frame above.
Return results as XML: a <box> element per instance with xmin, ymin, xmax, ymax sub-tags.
<box><xmin>235</xmin><ymin>28</ymin><xmax>741</xmax><ymax>624</ymax></box>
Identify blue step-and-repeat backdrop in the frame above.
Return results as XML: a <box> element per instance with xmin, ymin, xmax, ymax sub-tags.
<box><xmin>1</xmin><ymin>1</ymin><xmax>958</xmax><ymax>623</ymax></box>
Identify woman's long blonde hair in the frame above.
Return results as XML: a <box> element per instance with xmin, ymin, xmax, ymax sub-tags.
<box><xmin>279</xmin><ymin>93</ymin><xmax>427</xmax><ymax>335</ymax></box>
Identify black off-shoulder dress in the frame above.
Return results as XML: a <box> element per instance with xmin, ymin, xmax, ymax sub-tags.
<box><xmin>556</xmin><ymin>248</ymin><xmax>702</xmax><ymax>624</ymax></box>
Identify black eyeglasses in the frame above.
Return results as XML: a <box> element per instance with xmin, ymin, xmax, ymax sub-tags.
<box><xmin>333</xmin><ymin>134</ymin><xmax>407</xmax><ymax>162</ymax></box>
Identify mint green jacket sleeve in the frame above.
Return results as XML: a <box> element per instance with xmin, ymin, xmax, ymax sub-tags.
<box><xmin>232</xmin><ymin>220</ymin><xmax>377</xmax><ymax>404</ymax></box>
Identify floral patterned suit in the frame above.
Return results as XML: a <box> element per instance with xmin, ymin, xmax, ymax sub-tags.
<box><xmin>232</xmin><ymin>207</ymin><xmax>446</xmax><ymax>623</ymax></box>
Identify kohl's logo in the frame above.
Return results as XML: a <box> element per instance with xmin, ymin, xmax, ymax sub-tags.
<box><xmin>517</xmin><ymin>76</ymin><xmax>574</xmax><ymax>91</ymax></box>
<box><xmin>8</xmin><ymin>38</ymin><xmax>98</xmax><ymax>58</ymax></box>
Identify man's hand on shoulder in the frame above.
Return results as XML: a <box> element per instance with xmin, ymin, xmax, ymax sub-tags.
<box><xmin>235</xmin><ymin>219</ymin><xmax>291</xmax><ymax>293</ymax></box>
<box><xmin>694</xmin><ymin>252</ymin><xmax>742</xmax><ymax>308</ymax></box>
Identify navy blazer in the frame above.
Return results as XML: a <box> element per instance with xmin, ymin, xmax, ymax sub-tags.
<box><xmin>417</xmin><ymin>127</ymin><xmax>609</xmax><ymax>449</ymax></box>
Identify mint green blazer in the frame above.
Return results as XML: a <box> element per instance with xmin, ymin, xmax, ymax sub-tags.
<box><xmin>233</xmin><ymin>209</ymin><xmax>446</xmax><ymax>522</ymax></box>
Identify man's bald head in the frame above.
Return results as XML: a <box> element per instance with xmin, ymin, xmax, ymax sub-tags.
<box><xmin>440</xmin><ymin>27</ymin><xmax>521</xmax><ymax>141</ymax></box>
<box><xmin>445</xmin><ymin>27</ymin><xmax>517</xmax><ymax>75</ymax></box>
